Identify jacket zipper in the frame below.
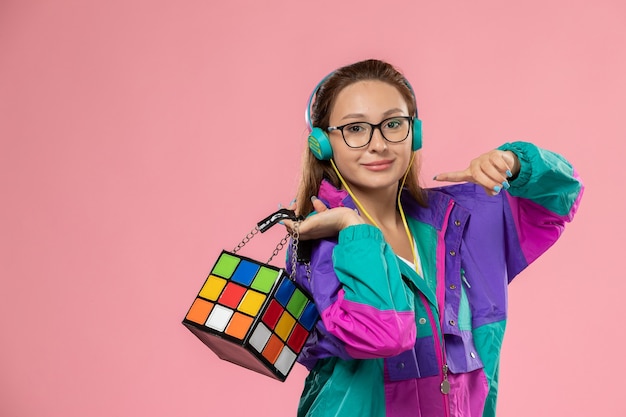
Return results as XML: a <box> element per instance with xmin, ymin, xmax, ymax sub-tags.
<box><xmin>433</xmin><ymin>199</ymin><xmax>456</xmax><ymax>417</ymax></box>
<box><xmin>420</xmin><ymin>293</ymin><xmax>451</xmax><ymax>403</ymax></box>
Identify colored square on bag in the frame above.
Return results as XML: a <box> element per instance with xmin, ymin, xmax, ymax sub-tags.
<box><xmin>218</xmin><ymin>282</ymin><xmax>247</xmax><ymax>309</ymax></box>
<box><xmin>211</xmin><ymin>252</ymin><xmax>240</xmax><ymax>278</ymax></box>
<box><xmin>199</xmin><ymin>275</ymin><xmax>228</xmax><ymax>301</ymax></box>
<box><xmin>286</xmin><ymin>288</ymin><xmax>308</xmax><ymax>318</ymax></box>
<box><xmin>262</xmin><ymin>299</ymin><xmax>284</xmax><ymax>329</ymax></box>
<box><xmin>225</xmin><ymin>312</ymin><xmax>254</xmax><ymax>340</ymax></box>
<box><xmin>205</xmin><ymin>305</ymin><xmax>234</xmax><ymax>332</ymax></box>
<box><xmin>249</xmin><ymin>323</ymin><xmax>272</xmax><ymax>353</ymax></box>
<box><xmin>275</xmin><ymin>278</ymin><xmax>296</xmax><ymax>307</ymax></box>
<box><xmin>230</xmin><ymin>259</ymin><xmax>260</xmax><ymax>286</ymax></box>
<box><xmin>274</xmin><ymin>346</ymin><xmax>297</xmax><ymax>376</ymax></box>
<box><xmin>262</xmin><ymin>334</ymin><xmax>284</xmax><ymax>363</ymax></box>
<box><xmin>275</xmin><ymin>311</ymin><xmax>296</xmax><ymax>342</ymax></box>
<box><xmin>250</xmin><ymin>266</ymin><xmax>280</xmax><ymax>293</ymax></box>
<box><xmin>186</xmin><ymin>298</ymin><xmax>214</xmax><ymax>325</ymax></box>
<box><xmin>287</xmin><ymin>323</ymin><xmax>309</xmax><ymax>352</ymax></box>
<box><xmin>299</xmin><ymin>302</ymin><xmax>319</xmax><ymax>331</ymax></box>
<box><xmin>238</xmin><ymin>290</ymin><xmax>266</xmax><ymax>316</ymax></box>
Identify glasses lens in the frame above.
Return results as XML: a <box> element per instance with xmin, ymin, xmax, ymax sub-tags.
<box><xmin>342</xmin><ymin>122</ymin><xmax>372</xmax><ymax>148</ymax></box>
<box><xmin>381</xmin><ymin>117</ymin><xmax>411</xmax><ymax>142</ymax></box>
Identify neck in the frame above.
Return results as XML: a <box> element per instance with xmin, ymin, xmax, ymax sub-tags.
<box><xmin>348</xmin><ymin>185</ymin><xmax>400</xmax><ymax>229</ymax></box>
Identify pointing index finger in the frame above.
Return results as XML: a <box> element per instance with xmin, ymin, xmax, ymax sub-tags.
<box><xmin>433</xmin><ymin>170</ymin><xmax>471</xmax><ymax>183</ymax></box>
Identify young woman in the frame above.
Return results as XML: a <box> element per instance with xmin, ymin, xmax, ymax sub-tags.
<box><xmin>284</xmin><ymin>59</ymin><xmax>583</xmax><ymax>417</ymax></box>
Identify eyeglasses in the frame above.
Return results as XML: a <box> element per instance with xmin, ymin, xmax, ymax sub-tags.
<box><xmin>327</xmin><ymin>116</ymin><xmax>413</xmax><ymax>149</ymax></box>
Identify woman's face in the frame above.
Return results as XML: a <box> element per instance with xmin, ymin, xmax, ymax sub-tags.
<box><xmin>328</xmin><ymin>80</ymin><xmax>413</xmax><ymax>195</ymax></box>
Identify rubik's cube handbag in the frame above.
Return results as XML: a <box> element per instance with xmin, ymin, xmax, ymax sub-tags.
<box><xmin>182</xmin><ymin>209</ymin><xmax>318</xmax><ymax>381</ymax></box>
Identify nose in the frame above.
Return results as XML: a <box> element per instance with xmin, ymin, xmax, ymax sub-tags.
<box><xmin>368</xmin><ymin>126</ymin><xmax>387</xmax><ymax>152</ymax></box>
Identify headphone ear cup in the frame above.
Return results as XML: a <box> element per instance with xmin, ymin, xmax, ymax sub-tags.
<box><xmin>412</xmin><ymin>118</ymin><xmax>423</xmax><ymax>151</ymax></box>
<box><xmin>308</xmin><ymin>127</ymin><xmax>333</xmax><ymax>160</ymax></box>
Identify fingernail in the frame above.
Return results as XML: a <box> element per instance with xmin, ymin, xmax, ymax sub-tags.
<box><xmin>310</xmin><ymin>196</ymin><xmax>318</xmax><ymax>202</ymax></box>
<box><xmin>493</xmin><ymin>185</ymin><xmax>502</xmax><ymax>193</ymax></box>
<box><xmin>502</xmin><ymin>180</ymin><xmax>510</xmax><ymax>190</ymax></box>
<box><xmin>278</xmin><ymin>203</ymin><xmax>283</xmax><ymax>209</ymax></box>
<box><xmin>506</xmin><ymin>170</ymin><xmax>512</xmax><ymax>178</ymax></box>
<box><xmin>289</xmin><ymin>198</ymin><xmax>296</xmax><ymax>205</ymax></box>
<box><xmin>279</xmin><ymin>220</ymin><xmax>285</xmax><ymax>225</ymax></box>
<box><xmin>433</xmin><ymin>175</ymin><xmax>438</xmax><ymax>180</ymax></box>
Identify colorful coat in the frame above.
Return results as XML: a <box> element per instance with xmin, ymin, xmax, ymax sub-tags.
<box><xmin>287</xmin><ymin>142</ymin><xmax>584</xmax><ymax>417</ymax></box>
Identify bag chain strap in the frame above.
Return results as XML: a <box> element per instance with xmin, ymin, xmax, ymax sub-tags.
<box><xmin>231</xmin><ymin>219</ymin><xmax>308</xmax><ymax>282</ymax></box>
<box><xmin>232</xmin><ymin>226</ymin><xmax>260</xmax><ymax>254</ymax></box>
<box><xmin>290</xmin><ymin>221</ymin><xmax>311</xmax><ymax>282</ymax></box>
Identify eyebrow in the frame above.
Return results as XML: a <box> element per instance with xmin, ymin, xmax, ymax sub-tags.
<box><xmin>339</xmin><ymin>108</ymin><xmax>407</xmax><ymax>122</ymax></box>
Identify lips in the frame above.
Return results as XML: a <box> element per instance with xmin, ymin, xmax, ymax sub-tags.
<box><xmin>362</xmin><ymin>160</ymin><xmax>394</xmax><ymax>171</ymax></box>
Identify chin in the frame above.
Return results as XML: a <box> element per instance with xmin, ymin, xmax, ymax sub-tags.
<box><xmin>351</xmin><ymin>175</ymin><xmax>403</xmax><ymax>192</ymax></box>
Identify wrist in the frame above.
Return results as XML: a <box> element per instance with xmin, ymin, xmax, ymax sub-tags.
<box><xmin>340</xmin><ymin>210</ymin><xmax>365</xmax><ymax>230</ymax></box>
<box><xmin>505</xmin><ymin>150</ymin><xmax>521</xmax><ymax>179</ymax></box>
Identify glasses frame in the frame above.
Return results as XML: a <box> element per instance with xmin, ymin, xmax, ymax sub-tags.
<box><xmin>326</xmin><ymin>116</ymin><xmax>413</xmax><ymax>149</ymax></box>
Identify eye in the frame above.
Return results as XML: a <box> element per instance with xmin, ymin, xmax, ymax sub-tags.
<box><xmin>385</xmin><ymin>118</ymin><xmax>404</xmax><ymax>129</ymax></box>
<box><xmin>345</xmin><ymin>123</ymin><xmax>367</xmax><ymax>134</ymax></box>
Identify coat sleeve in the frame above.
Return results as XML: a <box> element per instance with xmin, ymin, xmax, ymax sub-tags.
<box><xmin>296</xmin><ymin>224</ymin><xmax>416</xmax><ymax>359</ymax></box>
<box><xmin>498</xmin><ymin>141</ymin><xmax>584</xmax><ymax>278</ymax></box>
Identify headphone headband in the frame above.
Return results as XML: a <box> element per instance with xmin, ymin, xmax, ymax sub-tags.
<box><xmin>305</xmin><ymin>74</ymin><xmax>332</xmax><ymax>131</ymax></box>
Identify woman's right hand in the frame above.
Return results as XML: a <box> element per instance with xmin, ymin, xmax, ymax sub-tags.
<box><xmin>283</xmin><ymin>197</ymin><xmax>365</xmax><ymax>241</ymax></box>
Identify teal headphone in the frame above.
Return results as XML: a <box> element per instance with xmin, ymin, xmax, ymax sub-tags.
<box><xmin>305</xmin><ymin>74</ymin><xmax>423</xmax><ymax>161</ymax></box>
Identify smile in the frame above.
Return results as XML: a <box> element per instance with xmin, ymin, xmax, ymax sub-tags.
<box><xmin>362</xmin><ymin>160</ymin><xmax>394</xmax><ymax>171</ymax></box>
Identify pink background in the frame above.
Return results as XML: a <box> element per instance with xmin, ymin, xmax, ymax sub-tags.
<box><xmin>1</xmin><ymin>1</ymin><xmax>623</xmax><ymax>416</ymax></box>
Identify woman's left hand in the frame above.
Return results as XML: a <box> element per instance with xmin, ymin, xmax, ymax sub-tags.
<box><xmin>433</xmin><ymin>150</ymin><xmax>520</xmax><ymax>196</ymax></box>
<box><xmin>282</xmin><ymin>197</ymin><xmax>365</xmax><ymax>241</ymax></box>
